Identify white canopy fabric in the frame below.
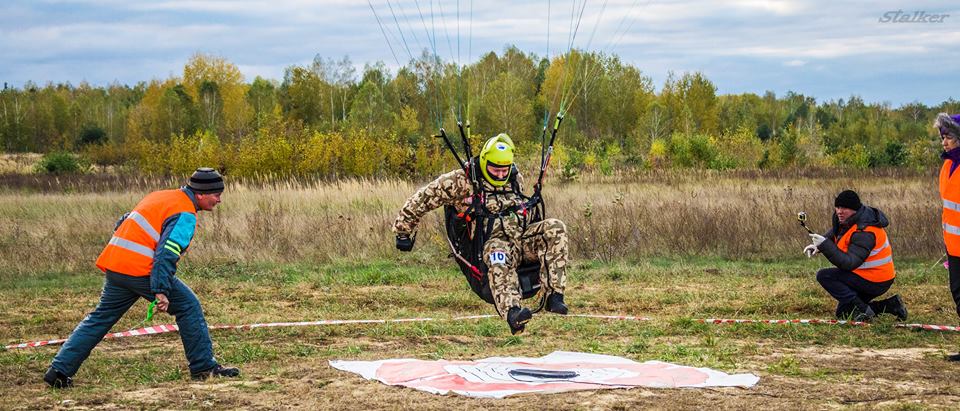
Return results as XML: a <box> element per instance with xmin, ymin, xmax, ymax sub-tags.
<box><xmin>330</xmin><ymin>351</ymin><xmax>759</xmax><ymax>399</ymax></box>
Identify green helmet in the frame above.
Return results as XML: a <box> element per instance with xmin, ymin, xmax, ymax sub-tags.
<box><xmin>479</xmin><ymin>133</ymin><xmax>515</xmax><ymax>187</ymax></box>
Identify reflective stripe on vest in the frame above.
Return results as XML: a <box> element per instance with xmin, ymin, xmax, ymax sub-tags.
<box><xmin>128</xmin><ymin>211</ymin><xmax>160</xmax><ymax>242</ymax></box>
<box><xmin>108</xmin><ymin>236</ymin><xmax>155</xmax><ymax>259</ymax></box>
<box><xmin>940</xmin><ymin>160</ymin><xmax>960</xmax><ymax>255</ymax></box>
<box><xmin>95</xmin><ymin>189</ymin><xmax>196</xmax><ymax>276</ymax></box>
<box><xmin>946</xmin><ymin>222</ymin><xmax>960</xmax><ymax>236</ymax></box>
<box><xmin>836</xmin><ymin>225</ymin><xmax>895</xmax><ymax>283</ymax></box>
<box><xmin>868</xmin><ymin>239</ymin><xmax>889</xmax><ymax>257</ymax></box>
<box><xmin>945</xmin><ymin>199</ymin><xmax>960</xmax><ymax>213</ymax></box>
<box><xmin>858</xmin><ymin>254</ymin><xmax>893</xmax><ymax>270</ymax></box>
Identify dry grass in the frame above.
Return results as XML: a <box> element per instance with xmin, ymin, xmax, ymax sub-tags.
<box><xmin>1</xmin><ymin>171</ymin><xmax>958</xmax><ymax>408</ymax></box>
<box><xmin>0</xmin><ymin>170</ymin><xmax>944</xmax><ymax>276</ymax></box>
<box><xmin>0</xmin><ymin>153</ymin><xmax>42</xmax><ymax>174</ymax></box>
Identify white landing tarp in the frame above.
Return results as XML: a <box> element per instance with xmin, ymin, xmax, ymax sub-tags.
<box><xmin>330</xmin><ymin>351</ymin><xmax>759</xmax><ymax>399</ymax></box>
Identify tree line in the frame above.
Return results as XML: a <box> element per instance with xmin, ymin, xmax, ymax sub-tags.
<box><xmin>1</xmin><ymin>48</ymin><xmax>957</xmax><ymax>178</ymax></box>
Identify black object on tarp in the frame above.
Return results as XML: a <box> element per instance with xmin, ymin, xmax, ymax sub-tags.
<box><xmin>509</xmin><ymin>368</ymin><xmax>579</xmax><ymax>380</ymax></box>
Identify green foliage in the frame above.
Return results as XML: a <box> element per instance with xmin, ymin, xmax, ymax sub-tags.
<box><xmin>715</xmin><ymin>126</ymin><xmax>763</xmax><ymax>168</ymax></box>
<box><xmin>35</xmin><ymin>151</ymin><xmax>87</xmax><ymax>174</ymax></box>
<box><xmin>77</xmin><ymin>125</ymin><xmax>107</xmax><ymax>146</ymax></box>
<box><xmin>0</xmin><ymin>52</ymin><xmax>951</xmax><ymax>176</ymax></box>
<box><xmin>869</xmin><ymin>140</ymin><xmax>907</xmax><ymax>167</ymax></box>
<box><xmin>830</xmin><ymin>144</ymin><xmax>870</xmax><ymax>169</ymax></box>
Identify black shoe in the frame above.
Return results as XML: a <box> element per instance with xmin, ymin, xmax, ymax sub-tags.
<box><xmin>869</xmin><ymin>295</ymin><xmax>908</xmax><ymax>321</ymax></box>
<box><xmin>948</xmin><ymin>353</ymin><xmax>960</xmax><ymax>362</ymax></box>
<box><xmin>887</xmin><ymin>295</ymin><xmax>908</xmax><ymax>321</ymax></box>
<box><xmin>43</xmin><ymin>367</ymin><xmax>72</xmax><ymax>388</ymax></box>
<box><xmin>837</xmin><ymin>300</ymin><xmax>875</xmax><ymax>322</ymax></box>
<box><xmin>546</xmin><ymin>293</ymin><xmax>568</xmax><ymax>315</ymax></box>
<box><xmin>852</xmin><ymin>305</ymin><xmax>876</xmax><ymax>322</ymax></box>
<box><xmin>507</xmin><ymin>307</ymin><xmax>532</xmax><ymax>335</ymax></box>
<box><xmin>191</xmin><ymin>365</ymin><xmax>240</xmax><ymax>381</ymax></box>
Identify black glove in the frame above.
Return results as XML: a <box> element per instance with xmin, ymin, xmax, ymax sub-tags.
<box><xmin>396</xmin><ymin>233</ymin><xmax>416</xmax><ymax>252</ymax></box>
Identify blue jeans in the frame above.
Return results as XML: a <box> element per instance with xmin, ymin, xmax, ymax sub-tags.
<box><xmin>50</xmin><ymin>271</ymin><xmax>218</xmax><ymax>376</ymax></box>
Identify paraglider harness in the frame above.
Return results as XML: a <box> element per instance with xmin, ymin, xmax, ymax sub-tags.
<box><xmin>443</xmin><ymin>160</ymin><xmax>546</xmax><ymax>310</ymax></box>
<box><xmin>436</xmin><ymin>118</ymin><xmax>563</xmax><ymax>313</ymax></box>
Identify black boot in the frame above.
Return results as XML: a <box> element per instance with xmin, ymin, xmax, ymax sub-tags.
<box><xmin>836</xmin><ymin>300</ymin><xmax>875</xmax><ymax>322</ymax></box>
<box><xmin>506</xmin><ymin>307</ymin><xmax>532</xmax><ymax>335</ymax></box>
<box><xmin>43</xmin><ymin>367</ymin><xmax>72</xmax><ymax>388</ymax></box>
<box><xmin>191</xmin><ymin>364</ymin><xmax>241</xmax><ymax>381</ymax></box>
<box><xmin>852</xmin><ymin>305</ymin><xmax>876</xmax><ymax>322</ymax></box>
<box><xmin>869</xmin><ymin>295</ymin><xmax>908</xmax><ymax>321</ymax></box>
<box><xmin>546</xmin><ymin>293</ymin><xmax>568</xmax><ymax>315</ymax></box>
<box><xmin>948</xmin><ymin>353</ymin><xmax>960</xmax><ymax>362</ymax></box>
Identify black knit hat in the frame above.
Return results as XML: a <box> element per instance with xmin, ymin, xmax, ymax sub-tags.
<box><xmin>834</xmin><ymin>190</ymin><xmax>861</xmax><ymax>210</ymax></box>
<box><xmin>188</xmin><ymin>167</ymin><xmax>224</xmax><ymax>194</ymax></box>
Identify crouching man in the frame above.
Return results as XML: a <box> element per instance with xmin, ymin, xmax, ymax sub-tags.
<box><xmin>804</xmin><ymin>190</ymin><xmax>907</xmax><ymax>322</ymax></box>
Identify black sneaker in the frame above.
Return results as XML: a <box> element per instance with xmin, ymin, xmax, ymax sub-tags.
<box><xmin>888</xmin><ymin>294</ymin><xmax>908</xmax><ymax>322</ymax></box>
<box><xmin>43</xmin><ymin>367</ymin><xmax>73</xmax><ymax>388</ymax></box>
<box><xmin>948</xmin><ymin>353</ymin><xmax>960</xmax><ymax>362</ymax></box>
<box><xmin>852</xmin><ymin>305</ymin><xmax>876</xmax><ymax>322</ymax></box>
<box><xmin>191</xmin><ymin>365</ymin><xmax>240</xmax><ymax>381</ymax></box>
<box><xmin>546</xmin><ymin>293</ymin><xmax>569</xmax><ymax>315</ymax></box>
<box><xmin>506</xmin><ymin>307</ymin><xmax>532</xmax><ymax>335</ymax></box>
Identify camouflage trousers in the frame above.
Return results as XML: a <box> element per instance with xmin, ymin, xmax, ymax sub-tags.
<box><xmin>482</xmin><ymin>218</ymin><xmax>569</xmax><ymax>318</ymax></box>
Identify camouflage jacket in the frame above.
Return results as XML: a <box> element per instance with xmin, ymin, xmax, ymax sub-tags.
<box><xmin>393</xmin><ymin>167</ymin><xmax>528</xmax><ymax>242</ymax></box>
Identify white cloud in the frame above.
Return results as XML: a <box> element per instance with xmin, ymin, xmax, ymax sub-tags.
<box><xmin>1</xmin><ymin>0</ymin><xmax>956</xmax><ymax>105</ymax></box>
<box><xmin>728</xmin><ymin>0</ymin><xmax>805</xmax><ymax>16</ymax></box>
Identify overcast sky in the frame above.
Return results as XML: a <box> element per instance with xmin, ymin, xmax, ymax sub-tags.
<box><xmin>2</xmin><ymin>0</ymin><xmax>957</xmax><ymax>106</ymax></box>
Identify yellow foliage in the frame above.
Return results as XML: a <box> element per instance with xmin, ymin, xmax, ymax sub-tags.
<box><xmin>234</xmin><ymin>133</ymin><xmax>296</xmax><ymax>177</ymax></box>
<box><xmin>648</xmin><ymin>138</ymin><xmax>668</xmax><ymax>167</ymax></box>
<box><xmin>716</xmin><ymin>126</ymin><xmax>763</xmax><ymax>168</ymax></box>
<box><xmin>182</xmin><ymin>53</ymin><xmax>253</xmax><ymax>138</ymax></box>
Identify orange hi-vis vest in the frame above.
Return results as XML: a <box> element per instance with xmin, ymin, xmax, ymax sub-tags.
<box><xmin>95</xmin><ymin>189</ymin><xmax>196</xmax><ymax>276</ymax></box>
<box><xmin>940</xmin><ymin>160</ymin><xmax>960</xmax><ymax>255</ymax></box>
<box><xmin>835</xmin><ymin>225</ymin><xmax>895</xmax><ymax>282</ymax></box>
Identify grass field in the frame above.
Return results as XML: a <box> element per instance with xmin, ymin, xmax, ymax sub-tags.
<box><xmin>3</xmin><ymin>259</ymin><xmax>960</xmax><ymax>409</ymax></box>
<box><xmin>2</xmin><ymin>172</ymin><xmax>960</xmax><ymax>409</ymax></box>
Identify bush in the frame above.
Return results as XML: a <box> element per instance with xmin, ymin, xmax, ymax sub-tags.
<box><xmin>78</xmin><ymin>126</ymin><xmax>108</xmax><ymax>146</ymax></box>
<box><xmin>830</xmin><ymin>144</ymin><xmax>870</xmax><ymax>169</ymax></box>
<box><xmin>35</xmin><ymin>151</ymin><xmax>87</xmax><ymax>174</ymax></box>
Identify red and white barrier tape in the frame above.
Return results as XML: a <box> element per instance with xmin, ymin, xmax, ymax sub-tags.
<box><xmin>896</xmin><ymin>323</ymin><xmax>960</xmax><ymax>332</ymax></box>
<box><xmin>6</xmin><ymin>314</ymin><xmax>957</xmax><ymax>350</ymax></box>
<box><xmin>6</xmin><ymin>324</ymin><xmax>181</xmax><ymax>350</ymax></box>
<box><xmin>699</xmin><ymin>318</ymin><xmax>870</xmax><ymax>326</ymax></box>
<box><xmin>570</xmin><ymin>314</ymin><xmax>652</xmax><ymax>321</ymax></box>
<box><xmin>700</xmin><ymin>318</ymin><xmax>960</xmax><ymax>332</ymax></box>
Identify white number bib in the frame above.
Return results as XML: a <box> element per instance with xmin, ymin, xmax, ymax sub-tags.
<box><xmin>489</xmin><ymin>250</ymin><xmax>508</xmax><ymax>265</ymax></box>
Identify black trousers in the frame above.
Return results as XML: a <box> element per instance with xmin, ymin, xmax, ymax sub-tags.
<box><xmin>816</xmin><ymin>267</ymin><xmax>893</xmax><ymax>305</ymax></box>
<box><xmin>948</xmin><ymin>255</ymin><xmax>960</xmax><ymax>318</ymax></box>
<box><xmin>816</xmin><ymin>268</ymin><xmax>897</xmax><ymax>319</ymax></box>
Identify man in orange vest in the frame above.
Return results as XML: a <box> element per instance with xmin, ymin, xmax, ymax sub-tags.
<box><xmin>43</xmin><ymin>168</ymin><xmax>239</xmax><ymax>388</ymax></box>
<box><xmin>803</xmin><ymin>190</ymin><xmax>907</xmax><ymax>322</ymax></box>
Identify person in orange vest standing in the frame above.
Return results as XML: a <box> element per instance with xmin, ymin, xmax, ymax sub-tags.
<box><xmin>43</xmin><ymin>168</ymin><xmax>239</xmax><ymax>388</ymax></box>
<box><xmin>803</xmin><ymin>190</ymin><xmax>907</xmax><ymax>322</ymax></box>
<box><xmin>935</xmin><ymin>113</ymin><xmax>960</xmax><ymax>361</ymax></box>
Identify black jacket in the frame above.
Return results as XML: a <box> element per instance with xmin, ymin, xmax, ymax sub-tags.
<box><xmin>817</xmin><ymin>205</ymin><xmax>890</xmax><ymax>272</ymax></box>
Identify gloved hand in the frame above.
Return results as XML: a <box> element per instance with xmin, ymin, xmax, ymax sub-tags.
<box><xmin>396</xmin><ymin>233</ymin><xmax>415</xmax><ymax>252</ymax></box>
<box><xmin>809</xmin><ymin>233</ymin><xmax>826</xmax><ymax>247</ymax></box>
<box><xmin>803</xmin><ymin>244</ymin><xmax>819</xmax><ymax>258</ymax></box>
